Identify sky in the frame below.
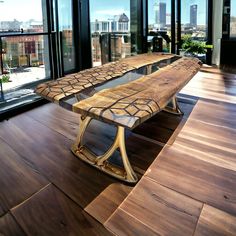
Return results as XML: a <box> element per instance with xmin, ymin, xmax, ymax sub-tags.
<box><xmin>90</xmin><ymin>0</ymin><xmax>130</xmax><ymax>21</ymax></box>
<box><xmin>0</xmin><ymin>0</ymin><xmax>43</xmax><ymax>21</ymax></box>
<box><xmin>0</xmin><ymin>0</ymin><xmax>236</xmax><ymax>24</ymax></box>
<box><xmin>232</xmin><ymin>1</ymin><xmax>236</xmax><ymax>17</ymax></box>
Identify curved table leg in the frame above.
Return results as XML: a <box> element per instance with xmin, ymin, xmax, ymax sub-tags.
<box><xmin>71</xmin><ymin>116</ymin><xmax>138</xmax><ymax>183</ymax></box>
<box><xmin>163</xmin><ymin>95</ymin><xmax>184</xmax><ymax>115</ymax></box>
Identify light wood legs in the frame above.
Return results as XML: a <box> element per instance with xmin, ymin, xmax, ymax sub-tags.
<box><xmin>71</xmin><ymin>116</ymin><xmax>138</xmax><ymax>183</ymax></box>
<box><xmin>163</xmin><ymin>96</ymin><xmax>184</xmax><ymax>115</ymax></box>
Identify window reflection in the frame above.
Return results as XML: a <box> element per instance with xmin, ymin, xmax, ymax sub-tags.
<box><xmin>148</xmin><ymin>0</ymin><xmax>172</xmax><ymax>53</ymax></box>
<box><xmin>90</xmin><ymin>0</ymin><xmax>131</xmax><ymax>66</ymax></box>
<box><xmin>57</xmin><ymin>0</ymin><xmax>75</xmax><ymax>72</ymax></box>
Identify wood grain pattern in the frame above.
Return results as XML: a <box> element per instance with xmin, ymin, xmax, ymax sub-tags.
<box><xmin>73</xmin><ymin>57</ymin><xmax>201</xmax><ymax>129</ymax></box>
<box><xmin>105</xmin><ymin>208</ymin><xmax>158</xmax><ymax>236</ymax></box>
<box><xmin>2</xmin><ymin>63</ymin><xmax>236</xmax><ymax>235</ymax></box>
<box><xmin>0</xmin><ymin>114</ymin><xmax>116</xmax><ymax>209</ymax></box>
<box><xmin>175</xmin><ymin>119</ymin><xmax>236</xmax><ymax>172</ymax></box>
<box><xmin>187</xmin><ymin>100</ymin><xmax>236</xmax><ymax>129</ymax></box>
<box><xmin>0</xmin><ymin>104</ymin><xmax>166</xmax><ymax>212</ymax></box>
<box><xmin>0</xmin><ymin>137</ymin><xmax>49</xmax><ymax>216</ymax></box>
<box><xmin>35</xmin><ymin>53</ymin><xmax>176</xmax><ymax>103</ymax></box>
<box><xmin>133</xmin><ymin>98</ymin><xmax>197</xmax><ymax>145</ymax></box>
<box><xmin>146</xmin><ymin>145</ymin><xmax>236</xmax><ymax>216</ymax></box>
<box><xmin>126</xmin><ymin>134</ymin><xmax>163</xmax><ymax>174</ymax></box>
<box><xmin>120</xmin><ymin>53</ymin><xmax>178</xmax><ymax>68</ymax></box>
<box><xmin>194</xmin><ymin>204</ymin><xmax>236</xmax><ymax>236</ymax></box>
<box><xmin>26</xmin><ymin>103</ymin><xmax>79</xmax><ymax>141</ymax></box>
<box><xmin>12</xmin><ymin>184</ymin><xmax>112</xmax><ymax>236</ymax></box>
<box><xmin>105</xmin><ymin>177</ymin><xmax>202</xmax><ymax>236</ymax></box>
<box><xmin>146</xmin><ymin>100</ymin><xmax>236</xmax><ymax>216</ymax></box>
<box><xmin>0</xmin><ymin>213</ymin><xmax>26</xmax><ymax>236</ymax></box>
<box><xmin>181</xmin><ymin>68</ymin><xmax>236</xmax><ymax>104</ymax></box>
<box><xmin>85</xmin><ymin>183</ymin><xmax>132</xmax><ymax>224</ymax></box>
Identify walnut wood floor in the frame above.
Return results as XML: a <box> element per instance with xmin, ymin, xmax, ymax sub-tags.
<box><xmin>0</xmin><ymin>65</ymin><xmax>236</xmax><ymax>235</ymax></box>
<box><xmin>105</xmin><ymin>65</ymin><xmax>236</xmax><ymax>236</ymax></box>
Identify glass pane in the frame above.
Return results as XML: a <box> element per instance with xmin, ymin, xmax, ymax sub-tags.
<box><xmin>0</xmin><ymin>0</ymin><xmax>47</xmax><ymax>33</ymax></box>
<box><xmin>57</xmin><ymin>0</ymin><xmax>75</xmax><ymax>72</ymax></box>
<box><xmin>148</xmin><ymin>0</ymin><xmax>172</xmax><ymax>52</ymax></box>
<box><xmin>230</xmin><ymin>1</ymin><xmax>236</xmax><ymax>37</ymax></box>
<box><xmin>90</xmin><ymin>0</ymin><xmax>131</xmax><ymax>66</ymax></box>
<box><xmin>0</xmin><ymin>35</ymin><xmax>50</xmax><ymax>92</ymax></box>
<box><xmin>181</xmin><ymin>0</ymin><xmax>207</xmax><ymax>61</ymax></box>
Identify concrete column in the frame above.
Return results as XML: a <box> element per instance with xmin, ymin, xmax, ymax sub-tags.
<box><xmin>212</xmin><ymin>0</ymin><xmax>223</xmax><ymax>65</ymax></box>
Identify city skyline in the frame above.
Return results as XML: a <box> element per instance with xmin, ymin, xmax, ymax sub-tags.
<box><xmin>149</xmin><ymin>0</ymin><xmax>207</xmax><ymax>25</ymax></box>
<box><xmin>0</xmin><ymin>0</ymin><xmax>236</xmax><ymax>25</ymax></box>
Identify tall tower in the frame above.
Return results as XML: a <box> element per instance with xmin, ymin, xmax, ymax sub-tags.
<box><xmin>190</xmin><ymin>4</ymin><xmax>197</xmax><ymax>27</ymax></box>
<box><xmin>154</xmin><ymin>1</ymin><xmax>159</xmax><ymax>26</ymax></box>
<box><xmin>154</xmin><ymin>1</ymin><xmax>166</xmax><ymax>29</ymax></box>
<box><xmin>159</xmin><ymin>2</ymin><xmax>166</xmax><ymax>28</ymax></box>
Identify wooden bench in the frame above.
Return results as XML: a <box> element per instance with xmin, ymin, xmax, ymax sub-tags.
<box><xmin>36</xmin><ymin>54</ymin><xmax>201</xmax><ymax>183</ymax></box>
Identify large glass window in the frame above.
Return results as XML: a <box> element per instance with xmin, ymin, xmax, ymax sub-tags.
<box><xmin>0</xmin><ymin>36</ymin><xmax>49</xmax><ymax>92</ymax></box>
<box><xmin>181</xmin><ymin>0</ymin><xmax>207</xmax><ymax>61</ymax></box>
<box><xmin>181</xmin><ymin>0</ymin><xmax>207</xmax><ymax>39</ymax></box>
<box><xmin>230</xmin><ymin>1</ymin><xmax>236</xmax><ymax>37</ymax></box>
<box><xmin>0</xmin><ymin>0</ymin><xmax>50</xmax><ymax>109</ymax></box>
<box><xmin>148</xmin><ymin>0</ymin><xmax>172</xmax><ymax>52</ymax></box>
<box><xmin>90</xmin><ymin>0</ymin><xmax>131</xmax><ymax>66</ymax></box>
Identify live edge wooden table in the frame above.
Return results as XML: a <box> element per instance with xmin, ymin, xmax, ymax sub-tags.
<box><xmin>36</xmin><ymin>53</ymin><xmax>201</xmax><ymax>183</ymax></box>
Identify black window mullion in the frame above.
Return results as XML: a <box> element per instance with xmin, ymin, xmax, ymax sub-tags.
<box><xmin>79</xmin><ymin>0</ymin><xmax>92</xmax><ymax>70</ymax></box>
<box><xmin>171</xmin><ymin>0</ymin><xmax>176</xmax><ymax>54</ymax></box>
<box><xmin>176</xmin><ymin>0</ymin><xmax>181</xmax><ymax>55</ymax></box>
<box><xmin>206</xmin><ymin>0</ymin><xmax>213</xmax><ymax>64</ymax></box>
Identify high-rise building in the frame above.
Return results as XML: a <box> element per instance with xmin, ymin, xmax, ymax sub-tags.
<box><xmin>159</xmin><ymin>2</ymin><xmax>166</xmax><ymax>28</ymax></box>
<box><xmin>154</xmin><ymin>1</ymin><xmax>166</xmax><ymax>29</ymax></box>
<box><xmin>90</xmin><ymin>13</ymin><xmax>129</xmax><ymax>33</ymax></box>
<box><xmin>190</xmin><ymin>4</ymin><xmax>197</xmax><ymax>27</ymax></box>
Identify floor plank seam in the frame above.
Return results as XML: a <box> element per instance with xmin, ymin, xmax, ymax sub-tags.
<box><xmin>9</xmin><ymin>211</ymin><xmax>28</xmax><ymax>236</ymax></box>
<box><xmin>27</xmin><ymin>105</ymin><xmax>80</xmax><ymax>125</ymax></box>
<box><xmin>106</xmin><ymin>207</ymin><xmax>160</xmax><ymax>236</ymax></box>
<box><xmin>49</xmin><ymin>182</ymin><xmax>89</xmax><ymax>210</ymax></box>
<box><xmin>131</xmin><ymin>132</ymin><xmax>165</xmax><ymax>147</ymax></box>
<box><xmin>25</xmin><ymin>113</ymin><xmax>77</xmax><ymax>142</ymax></box>
<box><xmin>105</xmin><ymin>181</ymin><xmax>145</xmax><ymax>224</ymax></box>
<box><xmin>0</xmin><ymin>134</ymin><xmax>51</xmax><ymax>183</ymax></box>
<box><xmin>144</xmin><ymin>176</ymin><xmax>204</xmax><ymax>205</ymax></box>
<box><xmin>49</xmin><ymin>181</ymin><xmax>112</xmax><ymax>230</ymax></box>
<box><xmin>10</xmin><ymin>183</ymin><xmax>51</xmax><ymax>212</ymax></box>
<box><xmin>192</xmin><ymin>203</ymin><xmax>204</xmax><ymax>236</ymax></box>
